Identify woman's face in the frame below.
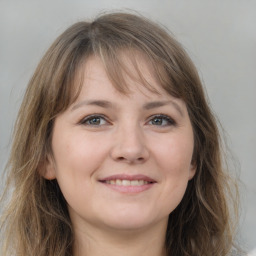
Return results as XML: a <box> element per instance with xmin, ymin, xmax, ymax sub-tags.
<box><xmin>45</xmin><ymin>56</ymin><xmax>196</xmax><ymax>233</ymax></box>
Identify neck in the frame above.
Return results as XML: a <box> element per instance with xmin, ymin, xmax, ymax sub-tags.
<box><xmin>73</xmin><ymin>220</ymin><xmax>168</xmax><ymax>256</ymax></box>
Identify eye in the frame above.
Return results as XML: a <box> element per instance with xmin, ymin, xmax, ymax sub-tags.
<box><xmin>148</xmin><ymin>115</ymin><xmax>176</xmax><ymax>126</ymax></box>
<box><xmin>79</xmin><ymin>115</ymin><xmax>109</xmax><ymax>126</ymax></box>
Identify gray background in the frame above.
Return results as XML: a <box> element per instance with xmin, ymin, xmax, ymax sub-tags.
<box><xmin>0</xmin><ymin>0</ymin><xmax>255</xmax><ymax>253</ymax></box>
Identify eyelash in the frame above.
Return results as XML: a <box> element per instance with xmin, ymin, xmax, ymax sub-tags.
<box><xmin>79</xmin><ymin>114</ymin><xmax>110</xmax><ymax>126</ymax></box>
<box><xmin>147</xmin><ymin>114</ymin><xmax>176</xmax><ymax>127</ymax></box>
<box><xmin>79</xmin><ymin>114</ymin><xmax>176</xmax><ymax>127</ymax></box>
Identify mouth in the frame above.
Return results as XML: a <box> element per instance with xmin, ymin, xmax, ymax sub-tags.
<box><xmin>98</xmin><ymin>174</ymin><xmax>156</xmax><ymax>193</ymax></box>
<box><xmin>102</xmin><ymin>179</ymin><xmax>152</xmax><ymax>186</ymax></box>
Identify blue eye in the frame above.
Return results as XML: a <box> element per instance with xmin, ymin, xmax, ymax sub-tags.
<box><xmin>80</xmin><ymin>115</ymin><xmax>108</xmax><ymax>126</ymax></box>
<box><xmin>148</xmin><ymin>115</ymin><xmax>175</xmax><ymax>126</ymax></box>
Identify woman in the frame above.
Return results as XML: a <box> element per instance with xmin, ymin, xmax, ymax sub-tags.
<box><xmin>0</xmin><ymin>12</ymin><xmax>241</xmax><ymax>256</ymax></box>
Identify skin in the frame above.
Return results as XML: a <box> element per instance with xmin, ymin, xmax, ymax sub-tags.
<box><xmin>44</xmin><ymin>55</ymin><xmax>196</xmax><ymax>256</ymax></box>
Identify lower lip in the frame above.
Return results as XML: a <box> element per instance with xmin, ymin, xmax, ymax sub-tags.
<box><xmin>100</xmin><ymin>182</ymin><xmax>155</xmax><ymax>193</ymax></box>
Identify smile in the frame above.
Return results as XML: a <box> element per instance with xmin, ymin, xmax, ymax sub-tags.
<box><xmin>103</xmin><ymin>179</ymin><xmax>151</xmax><ymax>186</ymax></box>
<box><xmin>99</xmin><ymin>174</ymin><xmax>156</xmax><ymax>193</ymax></box>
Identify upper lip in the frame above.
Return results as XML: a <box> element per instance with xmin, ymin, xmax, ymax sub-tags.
<box><xmin>99</xmin><ymin>174</ymin><xmax>156</xmax><ymax>183</ymax></box>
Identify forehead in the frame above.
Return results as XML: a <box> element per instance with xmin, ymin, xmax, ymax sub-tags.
<box><xmin>68</xmin><ymin>47</ymin><xmax>184</xmax><ymax>113</ymax></box>
<box><xmin>69</xmin><ymin>57</ymin><xmax>187</xmax><ymax>120</ymax></box>
<box><xmin>71</xmin><ymin>55</ymin><xmax>186</xmax><ymax>114</ymax></box>
<box><xmin>81</xmin><ymin>52</ymin><xmax>166</xmax><ymax>97</ymax></box>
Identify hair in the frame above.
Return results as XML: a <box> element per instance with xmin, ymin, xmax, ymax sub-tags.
<box><xmin>1</xmin><ymin>11</ymin><xmax>241</xmax><ymax>256</ymax></box>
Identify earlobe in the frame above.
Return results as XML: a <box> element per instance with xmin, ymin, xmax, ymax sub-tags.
<box><xmin>188</xmin><ymin>163</ymin><xmax>196</xmax><ymax>180</ymax></box>
<box><xmin>39</xmin><ymin>155</ymin><xmax>56</xmax><ymax>180</ymax></box>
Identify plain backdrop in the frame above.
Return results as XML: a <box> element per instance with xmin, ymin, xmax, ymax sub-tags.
<box><xmin>0</xmin><ymin>0</ymin><xmax>255</xmax><ymax>253</ymax></box>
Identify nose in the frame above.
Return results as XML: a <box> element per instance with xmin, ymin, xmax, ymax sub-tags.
<box><xmin>110</xmin><ymin>124</ymin><xmax>149</xmax><ymax>164</ymax></box>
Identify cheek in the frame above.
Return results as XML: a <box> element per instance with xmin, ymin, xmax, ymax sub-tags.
<box><xmin>51</xmin><ymin>131</ymin><xmax>104</xmax><ymax>207</ymax></box>
<box><xmin>155</xmin><ymin>133</ymin><xmax>194</xmax><ymax>175</ymax></box>
<box><xmin>152</xmin><ymin>133</ymin><xmax>194</xmax><ymax>210</ymax></box>
<box><xmin>52</xmin><ymin>130</ymin><xmax>106</xmax><ymax>174</ymax></box>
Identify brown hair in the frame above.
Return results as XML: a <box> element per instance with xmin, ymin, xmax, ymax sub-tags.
<box><xmin>0</xmin><ymin>12</ymin><xmax>240</xmax><ymax>255</ymax></box>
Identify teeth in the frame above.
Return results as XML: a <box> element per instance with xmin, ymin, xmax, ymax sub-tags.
<box><xmin>138</xmin><ymin>180</ymin><xmax>144</xmax><ymax>185</ymax></box>
<box><xmin>116</xmin><ymin>179</ymin><xmax>122</xmax><ymax>185</ymax></box>
<box><xmin>105</xmin><ymin>179</ymin><xmax>150</xmax><ymax>186</ymax></box>
<box><xmin>131</xmin><ymin>180</ymin><xmax>138</xmax><ymax>186</ymax></box>
<box><xmin>122</xmin><ymin>180</ymin><xmax>130</xmax><ymax>186</ymax></box>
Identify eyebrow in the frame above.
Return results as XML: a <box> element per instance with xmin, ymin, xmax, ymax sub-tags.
<box><xmin>143</xmin><ymin>100</ymin><xmax>184</xmax><ymax>116</ymax></box>
<box><xmin>71</xmin><ymin>99</ymin><xmax>184</xmax><ymax>116</ymax></box>
<box><xmin>71</xmin><ymin>100</ymin><xmax>114</xmax><ymax>111</ymax></box>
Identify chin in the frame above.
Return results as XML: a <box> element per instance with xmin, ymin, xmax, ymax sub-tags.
<box><xmin>100</xmin><ymin>210</ymin><xmax>162</xmax><ymax>231</ymax></box>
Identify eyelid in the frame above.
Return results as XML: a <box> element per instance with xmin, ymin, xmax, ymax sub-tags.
<box><xmin>147</xmin><ymin>114</ymin><xmax>176</xmax><ymax>126</ymax></box>
<box><xmin>79</xmin><ymin>114</ymin><xmax>111</xmax><ymax>126</ymax></box>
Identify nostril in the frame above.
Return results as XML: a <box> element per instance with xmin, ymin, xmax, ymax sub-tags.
<box><xmin>115</xmin><ymin>156</ymin><xmax>145</xmax><ymax>163</ymax></box>
<box><xmin>117</xmin><ymin>156</ymin><xmax>126</xmax><ymax>161</ymax></box>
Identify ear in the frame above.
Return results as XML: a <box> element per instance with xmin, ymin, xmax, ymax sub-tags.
<box><xmin>188</xmin><ymin>162</ymin><xmax>196</xmax><ymax>180</ymax></box>
<box><xmin>39</xmin><ymin>155</ymin><xmax>56</xmax><ymax>180</ymax></box>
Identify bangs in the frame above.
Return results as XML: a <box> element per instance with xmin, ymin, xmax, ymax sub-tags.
<box><xmin>96</xmin><ymin>46</ymin><xmax>162</xmax><ymax>95</ymax></box>
<box><xmin>75</xmin><ymin>46</ymin><xmax>184</xmax><ymax>101</ymax></box>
